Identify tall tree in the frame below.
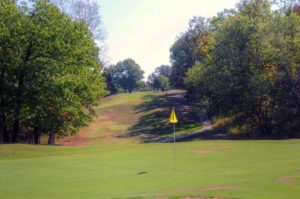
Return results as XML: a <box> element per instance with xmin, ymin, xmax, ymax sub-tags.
<box><xmin>185</xmin><ymin>0</ymin><xmax>300</xmax><ymax>138</ymax></box>
<box><xmin>110</xmin><ymin>59</ymin><xmax>144</xmax><ymax>93</ymax></box>
<box><xmin>102</xmin><ymin>66</ymin><xmax>118</xmax><ymax>95</ymax></box>
<box><xmin>154</xmin><ymin>65</ymin><xmax>172</xmax><ymax>79</ymax></box>
<box><xmin>50</xmin><ymin>0</ymin><xmax>104</xmax><ymax>40</ymax></box>
<box><xmin>170</xmin><ymin>16</ymin><xmax>210</xmax><ymax>88</ymax></box>
<box><xmin>148</xmin><ymin>65</ymin><xmax>172</xmax><ymax>93</ymax></box>
<box><xmin>0</xmin><ymin>0</ymin><xmax>107</xmax><ymax>144</ymax></box>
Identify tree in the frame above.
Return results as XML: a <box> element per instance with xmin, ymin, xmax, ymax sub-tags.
<box><xmin>102</xmin><ymin>66</ymin><xmax>118</xmax><ymax>95</ymax></box>
<box><xmin>50</xmin><ymin>0</ymin><xmax>104</xmax><ymax>40</ymax></box>
<box><xmin>148</xmin><ymin>65</ymin><xmax>171</xmax><ymax>93</ymax></box>
<box><xmin>158</xmin><ymin>76</ymin><xmax>170</xmax><ymax>93</ymax></box>
<box><xmin>184</xmin><ymin>0</ymin><xmax>300</xmax><ymax>138</ymax></box>
<box><xmin>169</xmin><ymin>16</ymin><xmax>210</xmax><ymax>88</ymax></box>
<box><xmin>110</xmin><ymin>59</ymin><xmax>144</xmax><ymax>93</ymax></box>
<box><xmin>0</xmin><ymin>0</ymin><xmax>107</xmax><ymax>144</ymax></box>
<box><xmin>154</xmin><ymin>65</ymin><xmax>172</xmax><ymax>79</ymax></box>
<box><xmin>147</xmin><ymin>74</ymin><xmax>160</xmax><ymax>92</ymax></box>
<box><xmin>50</xmin><ymin>0</ymin><xmax>107</xmax><ymax>64</ymax></box>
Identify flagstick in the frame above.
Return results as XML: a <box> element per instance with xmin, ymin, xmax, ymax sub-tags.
<box><xmin>173</xmin><ymin>123</ymin><xmax>176</xmax><ymax>169</ymax></box>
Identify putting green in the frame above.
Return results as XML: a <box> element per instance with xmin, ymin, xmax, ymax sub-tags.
<box><xmin>1</xmin><ymin>140</ymin><xmax>300</xmax><ymax>198</ymax></box>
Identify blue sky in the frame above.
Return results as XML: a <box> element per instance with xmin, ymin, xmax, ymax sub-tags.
<box><xmin>98</xmin><ymin>0</ymin><xmax>239</xmax><ymax>78</ymax></box>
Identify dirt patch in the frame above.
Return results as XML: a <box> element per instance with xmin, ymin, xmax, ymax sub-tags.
<box><xmin>58</xmin><ymin>111</ymin><xmax>122</xmax><ymax>146</ymax></box>
<box><xmin>277</xmin><ymin>174</ymin><xmax>300</xmax><ymax>185</ymax></box>
<box><xmin>194</xmin><ymin>149</ymin><xmax>215</xmax><ymax>154</ymax></box>
<box><xmin>100</xmin><ymin>109</ymin><xmax>122</xmax><ymax>122</ymax></box>
<box><xmin>166</xmin><ymin>185</ymin><xmax>240</xmax><ymax>193</ymax></box>
<box><xmin>193</xmin><ymin>146</ymin><xmax>237</xmax><ymax>154</ymax></box>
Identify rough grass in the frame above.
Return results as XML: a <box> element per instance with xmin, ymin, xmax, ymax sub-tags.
<box><xmin>58</xmin><ymin>90</ymin><xmax>203</xmax><ymax>145</ymax></box>
<box><xmin>1</xmin><ymin>91</ymin><xmax>300</xmax><ymax>198</ymax></box>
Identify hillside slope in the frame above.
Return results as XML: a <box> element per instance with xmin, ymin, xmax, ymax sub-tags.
<box><xmin>58</xmin><ymin>91</ymin><xmax>204</xmax><ymax>145</ymax></box>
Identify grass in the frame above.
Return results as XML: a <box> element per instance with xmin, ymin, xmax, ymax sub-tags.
<box><xmin>58</xmin><ymin>90</ymin><xmax>203</xmax><ymax>145</ymax></box>
<box><xmin>1</xmin><ymin>140</ymin><xmax>300</xmax><ymax>198</ymax></box>
<box><xmin>293</xmin><ymin>178</ymin><xmax>300</xmax><ymax>184</ymax></box>
<box><xmin>125</xmin><ymin>91</ymin><xmax>204</xmax><ymax>142</ymax></box>
<box><xmin>1</xmin><ymin>91</ymin><xmax>300</xmax><ymax>198</ymax></box>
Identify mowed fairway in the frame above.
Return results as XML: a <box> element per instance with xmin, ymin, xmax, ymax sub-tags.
<box><xmin>1</xmin><ymin>91</ymin><xmax>300</xmax><ymax>199</ymax></box>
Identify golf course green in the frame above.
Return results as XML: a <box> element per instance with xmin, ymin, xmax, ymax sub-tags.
<box><xmin>1</xmin><ymin>91</ymin><xmax>299</xmax><ymax>199</ymax></box>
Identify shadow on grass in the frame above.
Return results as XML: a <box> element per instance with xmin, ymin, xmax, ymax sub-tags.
<box><xmin>136</xmin><ymin>171</ymin><xmax>148</xmax><ymax>175</ymax></box>
<box><xmin>123</xmin><ymin>92</ymin><xmax>208</xmax><ymax>143</ymax></box>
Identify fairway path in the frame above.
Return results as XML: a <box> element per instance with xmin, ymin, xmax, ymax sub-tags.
<box><xmin>57</xmin><ymin>92</ymin><xmax>146</xmax><ymax>146</ymax></box>
<box><xmin>57</xmin><ymin>91</ymin><xmax>210</xmax><ymax>145</ymax></box>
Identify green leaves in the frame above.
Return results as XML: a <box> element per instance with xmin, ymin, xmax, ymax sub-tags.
<box><xmin>182</xmin><ymin>0</ymin><xmax>300</xmax><ymax>138</ymax></box>
<box><xmin>0</xmin><ymin>0</ymin><xmax>107</xmax><ymax>144</ymax></box>
<box><xmin>106</xmin><ymin>59</ymin><xmax>144</xmax><ymax>93</ymax></box>
<box><xmin>148</xmin><ymin>65</ymin><xmax>171</xmax><ymax>92</ymax></box>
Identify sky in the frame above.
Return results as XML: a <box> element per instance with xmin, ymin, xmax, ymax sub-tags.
<box><xmin>98</xmin><ymin>0</ymin><xmax>239</xmax><ymax>78</ymax></box>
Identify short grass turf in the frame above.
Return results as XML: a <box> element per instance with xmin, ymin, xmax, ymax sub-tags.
<box><xmin>1</xmin><ymin>140</ymin><xmax>300</xmax><ymax>199</ymax></box>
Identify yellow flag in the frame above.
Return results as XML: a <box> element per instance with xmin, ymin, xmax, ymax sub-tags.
<box><xmin>169</xmin><ymin>108</ymin><xmax>178</xmax><ymax>123</ymax></box>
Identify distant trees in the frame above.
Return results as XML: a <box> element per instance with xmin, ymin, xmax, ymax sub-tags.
<box><xmin>102</xmin><ymin>67</ymin><xmax>118</xmax><ymax>95</ymax></box>
<box><xmin>103</xmin><ymin>59</ymin><xmax>144</xmax><ymax>93</ymax></box>
<box><xmin>147</xmin><ymin>74</ymin><xmax>161</xmax><ymax>92</ymax></box>
<box><xmin>172</xmin><ymin>0</ymin><xmax>300</xmax><ymax>138</ymax></box>
<box><xmin>148</xmin><ymin>65</ymin><xmax>171</xmax><ymax>93</ymax></box>
<box><xmin>0</xmin><ymin>0</ymin><xmax>107</xmax><ymax>144</ymax></box>
<box><xmin>169</xmin><ymin>16</ymin><xmax>210</xmax><ymax>89</ymax></box>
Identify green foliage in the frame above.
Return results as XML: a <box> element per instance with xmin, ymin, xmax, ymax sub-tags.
<box><xmin>184</xmin><ymin>0</ymin><xmax>300</xmax><ymax>138</ymax></box>
<box><xmin>0</xmin><ymin>0</ymin><xmax>107</xmax><ymax>144</ymax></box>
<box><xmin>148</xmin><ymin>65</ymin><xmax>171</xmax><ymax>92</ymax></box>
<box><xmin>106</xmin><ymin>59</ymin><xmax>144</xmax><ymax>93</ymax></box>
<box><xmin>169</xmin><ymin>16</ymin><xmax>210</xmax><ymax>88</ymax></box>
<box><xmin>157</xmin><ymin>75</ymin><xmax>170</xmax><ymax>92</ymax></box>
<box><xmin>102</xmin><ymin>67</ymin><xmax>117</xmax><ymax>95</ymax></box>
<box><xmin>154</xmin><ymin>65</ymin><xmax>172</xmax><ymax>79</ymax></box>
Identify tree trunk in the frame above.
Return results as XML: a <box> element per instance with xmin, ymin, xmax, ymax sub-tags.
<box><xmin>12</xmin><ymin>73</ymin><xmax>25</xmax><ymax>143</ymax></box>
<box><xmin>27</xmin><ymin>133</ymin><xmax>33</xmax><ymax>144</ymax></box>
<box><xmin>0</xmin><ymin>114</ymin><xmax>3</xmax><ymax>144</ymax></box>
<box><xmin>1</xmin><ymin>114</ymin><xmax>9</xmax><ymax>143</ymax></box>
<box><xmin>48</xmin><ymin>128</ymin><xmax>55</xmax><ymax>145</ymax></box>
<box><xmin>34</xmin><ymin>129</ymin><xmax>40</xmax><ymax>145</ymax></box>
<box><xmin>12</xmin><ymin>96</ymin><xmax>22</xmax><ymax>142</ymax></box>
<box><xmin>12</xmin><ymin>41</ymin><xmax>33</xmax><ymax>143</ymax></box>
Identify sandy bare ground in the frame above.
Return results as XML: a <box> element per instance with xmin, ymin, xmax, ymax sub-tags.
<box><xmin>57</xmin><ymin>111</ymin><xmax>121</xmax><ymax>146</ymax></box>
<box><xmin>277</xmin><ymin>173</ymin><xmax>300</xmax><ymax>185</ymax></box>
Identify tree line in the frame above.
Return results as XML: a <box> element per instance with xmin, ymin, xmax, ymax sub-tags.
<box><xmin>103</xmin><ymin>62</ymin><xmax>172</xmax><ymax>94</ymax></box>
<box><xmin>170</xmin><ymin>0</ymin><xmax>300</xmax><ymax>138</ymax></box>
<box><xmin>0</xmin><ymin>0</ymin><xmax>107</xmax><ymax>144</ymax></box>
